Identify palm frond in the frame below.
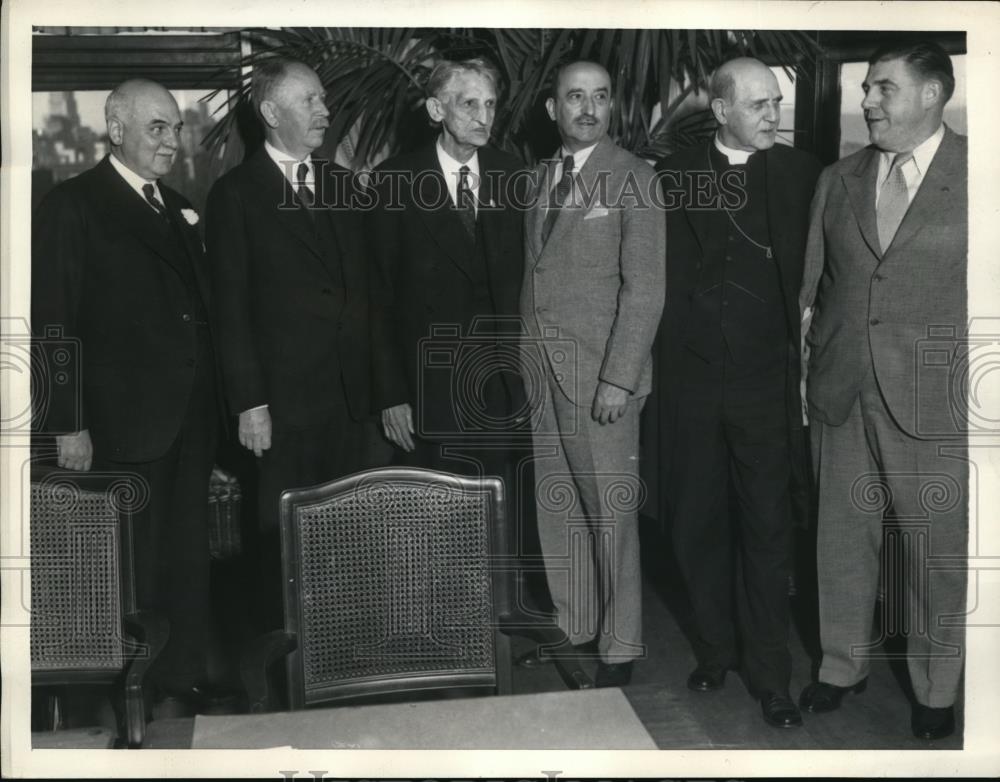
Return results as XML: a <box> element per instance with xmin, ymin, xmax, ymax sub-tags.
<box><xmin>206</xmin><ymin>27</ymin><xmax>824</xmax><ymax>167</ymax></box>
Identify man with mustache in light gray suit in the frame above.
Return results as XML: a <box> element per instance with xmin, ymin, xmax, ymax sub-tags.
<box><xmin>518</xmin><ymin>60</ymin><xmax>665</xmax><ymax>688</ymax></box>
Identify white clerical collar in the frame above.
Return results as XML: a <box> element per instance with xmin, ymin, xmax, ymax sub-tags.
<box><xmin>108</xmin><ymin>152</ymin><xmax>163</xmax><ymax>208</ymax></box>
<box><xmin>560</xmin><ymin>142</ymin><xmax>599</xmax><ymax>172</ymax></box>
<box><xmin>879</xmin><ymin>123</ymin><xmax>945</xmax><ymax>178</ymax></box>
<box><xmin>264</xmin><ymin>140</ymin><xmax>315</xmax><ymax>189</ymax></box>
<box><xmin>714</xmin><ymin>134</ymin><xmax>754</xmax><ymax>165</ymax></box>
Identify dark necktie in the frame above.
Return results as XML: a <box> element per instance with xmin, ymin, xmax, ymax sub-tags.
<box><xmin>456</xmin><ymin>165</ymin><xmax>477</xmax><ymax>239</ymax></box>
<box><xmin>876</xmin><ymin>151</ymin><xmax>913</xmax><ymax>252</ymax></box>
<box><xmin>541</xmin><ymin>155</ymin><xmax>575</xmax><ymax>245</ymax></box>
<box><xmin>142</xmin><ymin>183</ymin><xmax>168</xmax><ymax>221</ymax></box>
<box><xmin>296</xmin><ymin>162</ymin><xmax>314</xmax><ymax>218</ymax></box>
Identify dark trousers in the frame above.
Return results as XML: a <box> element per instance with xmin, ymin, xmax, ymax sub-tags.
<box><xmin>255</xmin><ymin>402</ymin><xmax>385</xmax><ymax>632</ymax></box>
<box><xmin>669</xmin><ymin>348</ymin><xmax>794</xmax><ymax>694</ymax></box>
<box><xmin>398</xmin><ymin>369</ymin><xmax>544</xmax><ymax>615</ymax></box>
<box><xmin>97</xmin><ymin>334</ymin><xmax>218</xmax><ymax>693</ymax></box>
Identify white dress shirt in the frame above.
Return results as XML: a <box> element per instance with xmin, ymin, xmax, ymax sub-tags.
<box><xmin>875</xmin><ymin>123</ymin><xmax>945</xmax><ymax>207</ymax></box>
<box><xmin>264</xmin><ymin>140</ymin><xmax>315</xmax><ymax>196</ymax></box>
<box><xmin>550</xmin><ymin>141</ymin><xmax>599</xmax><ymax>191</ymax></box>
<box><xmin>108</xmin><ymin>153</ymin><xmax>165</xmax><ymax>212</ymax></box>
<box><xmin>436</xmin><ymin>139</ymin><xmax>480</xmax><ymax>213</ymax></box>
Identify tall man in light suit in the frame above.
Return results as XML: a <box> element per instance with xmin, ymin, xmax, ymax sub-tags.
<box><xmin>799</xmin><ymin>41</ymin><xmax>967</xmax><ymax>740</ymax></box>
<box><xmin>519</xmin><ymin>61</ymin><xmax>665</xmax><ymax>687</ymax></box>
<box><xmin>206</xmin><ymin>59</ymin><xmax>376</xmax><ymax>629</ymax></box>
<box><xmin>32</xmin><ymin>79</ymin><xmax>222</xmax><ymax>710</ymax></box>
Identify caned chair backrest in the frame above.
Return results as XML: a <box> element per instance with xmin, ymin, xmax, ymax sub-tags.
<box><xmin>29</xmin><ymin>467</ymin><xmax>139</xmax><ymax>681</ymax></box>
<box><xmin>279</xmin><ymin>467</ymin><xmax>511</xmax><ymax>708</ymax></box>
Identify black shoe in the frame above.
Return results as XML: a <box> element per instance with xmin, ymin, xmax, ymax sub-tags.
<box><xmin>760</xmin><ymin>691</ymin><xmax>803</xmax><ymax>728</ymax></box>
<box><xmin>687</xmin><ymin>664</ymin><xmax>729</xmax><ymax>692</ymax></box>
<box><xmin>515</xmin><ymin>639</ymin><xmax>598</xmax><ymax>669</ymax></box>
<box><xmin>799</xmin><ymin>678</ymin><xmax>868</xmax><ymax>713</ymax></box>
<box><xmin>595</xmin><ymin>661</ymin><xmax>633</xmax><ymax>688</ymax></box>
<box><xmin>911</xmin><ymin>704</ymin><xmax>955</xmax><ymax>740</ymax></box>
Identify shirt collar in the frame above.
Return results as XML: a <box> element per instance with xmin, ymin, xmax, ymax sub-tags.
<box><xmin>435</xmin><ymin>138</ymin><xmax>480</xmax><ymax>181</ymax></box>
<box><xmin>264</xmin><ymin>139</ymin><xmax>314</xmax><ymax>185</ymax></box>
<box><xmin>879</xmin><ymin>123</ymin><xmax>945</xmax><ymax>176</ymax></box>
<box><xmin>108</xmin><ymin>152</ymin><xmax>162</xmax><ymax>203</ymax></box>
<box><xmin>560</xmin><ymin>141</ymin><xmax>599</xmax><ymax>172</ymax></box>
<box><xmin>713</xmin><ymin>133</ymin><xmax>754</xmax><ymax>166</ymax></box>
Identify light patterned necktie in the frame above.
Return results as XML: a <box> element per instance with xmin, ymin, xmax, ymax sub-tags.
<box><xmin>876</xmin><ymin>151</ymin><xmax>913</xmax><ymax>252</ymax></box>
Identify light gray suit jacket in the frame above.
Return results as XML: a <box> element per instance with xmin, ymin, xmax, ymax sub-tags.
<box><xmin>800</xmin><ymin>126</ymin><xmax>967</xmax><ymax>439</ymax></box>
<box><xmin>521</xmin><ymin>136</ymin><xmax>666</xmax><ymax>406</ymax></box>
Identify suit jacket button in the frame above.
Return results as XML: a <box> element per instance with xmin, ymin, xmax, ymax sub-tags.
<box><xmin>870</xmin><ymin>317</ymin><xmax>880</xmax><ymax>326</ymax></box>
<box><xmin>874</xmin><ymin>273</ymin><xmax>884</xmax><ymax>282</ymax></box>
<box><xmin>182</xmin><ymin>313</ymin><xmax>192</xmax><ymax>322</ymax></box>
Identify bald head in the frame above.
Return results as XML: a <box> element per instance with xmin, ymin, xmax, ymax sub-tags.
<box><xmin>709</xmin><ymin>57</ymin><xmax>781</xmax><ymax>152</ymax></box>
<box><xmin>106</xmin><ymin>78</ymin><xmax>183</xmax><ymax>180</ymax></box>
<box><xmin>105</xmin><ymin>79</ymin><xmax>176</xmax><ymax>126</ymax></box>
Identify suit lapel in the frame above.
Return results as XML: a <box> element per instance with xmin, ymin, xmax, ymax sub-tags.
<box><xmin>95</xmin><ymin>158</ymin><xmax>196</xmax><ymax>284</ymax></box>
<box><xmin>842</xmin><ymin>147</ymin><xmax>883</xmax><ymax>261</ymax></box>
<box><xmin>525</xmin><ymin>160</ymin><xmax>550</xmax><ymax>263</ymax></box>
<box><xmin>476</xmin><ymin>149</ymin><xmax>503</xmax><ymax>270</ymax></box>
<box><xmin>540</xmin><ymin>135</ymin><xmax>618</xmax><ymax>256</ymax></box>
<box><xmin>411</xmin><ymin>144</ymin><xmax>474</xmax><ymax>279</ymax></box>
<box><xmin>246</xmin><ymin>148</ymin><xmax>325</xmax><ymax>266</ymax></box>
<box><xmin>887</xmin><ymin>127</ymin><xmax>964</xmax><ymax>254</ymax></box>
<box><xmin>160</xmin><ymin>187</ymin><xmax>210</xmax><ymax>305</ymax></box>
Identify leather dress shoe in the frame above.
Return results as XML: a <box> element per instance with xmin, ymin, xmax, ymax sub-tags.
<box><xmin>686</xmin><ymin>664</ymin><xmax>729</xmax><ymax>692</ymax></box>
<box><xmin>911</xmin><ymin>704</ymin><xmax>955</xmax><ymax>740</ymax></box>
<box><xmin>799</xmin><ymin>678</ymin><xmax>868</xmax><ymax>713</ymax></box>
<box><xmin>516</xmin><ymin>639</ymin><xmax>598</xmax><ymax>669</ymax></box>
<box><xmin>760</xmin><ymin>691</ymin><xmax>803</xmax><ymax>728</ymax></box>
<box><xmin>595</xmin><ymin>661</ymin><xmax>633</xmax><ymax>688</ymax></box>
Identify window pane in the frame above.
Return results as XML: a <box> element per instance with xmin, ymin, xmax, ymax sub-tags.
<box><xmin>32</xmin><ymin>89</ymin><xmax>228</xmax><ymax>216</ymax></box>
<box><xmin>839</xmin><ymin>55</ymin><xmax>966</xmax><ymax>157</ymax></box>
<box><xmin>770</xmin><ymin>66</ymin><xmax>797</xmax><ymax>147</ymax></box>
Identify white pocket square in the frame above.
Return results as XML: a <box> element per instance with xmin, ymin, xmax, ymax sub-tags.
<box><xmin>584</xmin><ymin>207</ymin><xmax>610</xmax><ymax>220</ymax></box>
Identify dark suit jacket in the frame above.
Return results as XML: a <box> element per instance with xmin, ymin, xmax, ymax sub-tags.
<box><xmin>205</xmin><ymin>146</ymin><xmax>371</xmax><ymax>428</ymax></box>
<box><xmin>801</xmin><ymin>126</ymin><xmax>967</xmax><ymax>439</ymax></box>
<box><xmin>32</xmin><ymin>155</ymin><xmax>212</xmax><ymax>463</ymax></box>
<box><xmin>657</xmin><ymin>141</ymin><xmax>823</xmax><ymax>375</ymax></box>
<box><xmin>655</xmin><ymin>141</ymin><xmax>821</xmax><ymax>505</ymax></box>
<box><xmin>368</xmin><ymin>143</ymin><xmax>527</xmax><ymax>435</ymax></box>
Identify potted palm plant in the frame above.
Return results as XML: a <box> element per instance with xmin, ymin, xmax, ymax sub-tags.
<box><xmin>205</xmin><ymin>27</ymin><xmax>820</xmax><ymax>169</ymax></box>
